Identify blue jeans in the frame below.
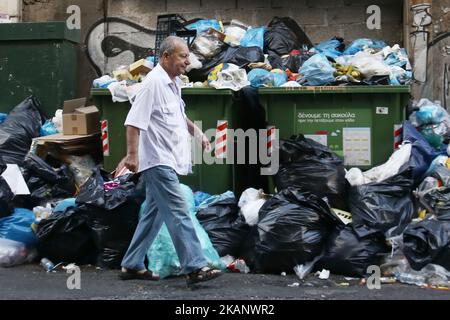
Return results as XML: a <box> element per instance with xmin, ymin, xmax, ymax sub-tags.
<box><xmin>121</xmin><ymin>165</ymin><xmax>207</xmax><ymax>274</ymax></box>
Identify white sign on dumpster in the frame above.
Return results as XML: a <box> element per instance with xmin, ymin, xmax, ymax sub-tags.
<box><xmin>343</xmin><ymin>127</ymin><xmax>371</xmax><ymax>166</ymax></box>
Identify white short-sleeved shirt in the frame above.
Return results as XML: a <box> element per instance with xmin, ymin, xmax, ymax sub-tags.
<box><xmin>124</xmin><ymin>64</ymin><xmax>192</xmax><ymax>175</ymax></box>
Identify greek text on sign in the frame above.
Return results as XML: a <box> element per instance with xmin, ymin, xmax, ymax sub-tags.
<box><xmin>298</xmin><ymin>112</ymin><xmax>356</xmax><ymax>124</ymax></box>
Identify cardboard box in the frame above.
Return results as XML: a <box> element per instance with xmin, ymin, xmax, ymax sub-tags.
<box><xmin>113</xmin><ymin>69</ymin><xmax>133</xmax><ymax>81</ymax></box>
<box><xmin>62</xmin><ymin>98</ymin><xmax>100</xmax><ymax>135</ymax></box>
<box><xmin>129</xmin><ymin>59</ymin><xmax>152</xmax><ymax>76</ymax></box>
<box><xmin>34</xmin><ymin>133</ymin><xmax>103</xmax><ymax>164</ymax></box>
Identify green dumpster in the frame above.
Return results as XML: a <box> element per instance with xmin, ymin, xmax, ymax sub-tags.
<box><xmin>0</xmin><ymin>22</ymin><xmax>80</xmax><ymax>117</ymax></box>
<box><xmin>91</xmin><ymin>87</ymin><xmax>240</xmax><ymax>195</ymax></box>
<box><xmin>258</xmin><ymin>85</ymin><xmax>411</xmax><ymax>169</ymax></box>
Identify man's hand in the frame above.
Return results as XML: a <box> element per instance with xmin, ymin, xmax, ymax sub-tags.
<box><xmin>201</xmin><ymin>134</ymin><xmax>212</xmax><ymax>152</ymax></box>
<box><xmin>124</xmin><ymin>153</ymin><xmax>139</xmax><ymax>173</ymax></box>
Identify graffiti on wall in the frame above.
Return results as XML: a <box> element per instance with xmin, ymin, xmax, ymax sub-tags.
<box><xmin>410</xmin><ymin>3</ymin><xmax>432</xmax><ymax>83</ymax></box>
<box><xmin>411</xmin><ymin>2</ymin><xmax>450</xmax><ymax>109</ymax></box>
<box><xmin>85</xmin><ymin>17</ymin><xmax>156</xmax><ymax>76</ymax></box>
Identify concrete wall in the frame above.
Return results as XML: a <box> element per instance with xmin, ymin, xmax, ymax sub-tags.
<box><xmin>407</xmin><ymin>0</ymin><xmax>450</xmax><ymax>109</ymax></box>
<box><xmin>21</xmin><ymin>0</ymin><xmax>404</xmax><ymax>100</ymax></box>
<box><xmin>106</xmin><ymin>0</ymin><xmax>403</xmax><ymax>44</ymax></box>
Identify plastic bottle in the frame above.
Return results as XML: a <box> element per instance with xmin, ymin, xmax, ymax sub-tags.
<box><xmin>394</xmin><ymin>272</ymin><xmax>426</xmax><ymax>286</ymax></box>
<box><xmin>40</xmin><ymin>258</ymin><xmax>55</xmax><ymax>272</ymax></box>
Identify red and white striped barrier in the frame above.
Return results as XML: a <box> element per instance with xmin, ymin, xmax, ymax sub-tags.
<box><xmin>267</xmin><ymin>126</ymin><xmax>276</xmax><ymax>156</ymax></box>
<box><xmin>394</xmin><ymin>124</ymin><xmax>402</xmax><ymax>150</ymax></box>
<box><xmin>215</xmin><ymin>120</ymin><xmax>228</xmax><ymax>159</ymax></box>
<box><xmin>101</xmin><ymin>120</ymin><xmax>110</xmax><ymax>156</ymax></box>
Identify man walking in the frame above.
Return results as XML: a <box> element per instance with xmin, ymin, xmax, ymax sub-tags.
<box><xmin>119</xmin><ymin>36</ymin><xmax>221</xmax><ymax>285</ymax></box>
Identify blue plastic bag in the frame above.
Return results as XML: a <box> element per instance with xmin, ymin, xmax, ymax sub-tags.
<box><xmin>299</xmin><ymin>54</ymin><xmax>336</xmax><ymax>86</ymax></box>
<box><xmin>93</xmin><ymin>75</ymin><xmax>117</xmax><ymax>89</ymax></box>
<box><xmin>414</xmin><ymin>105</ymin><xmax>447</xmax><ymax>126</ymax></box>
<box><xmin>402</xmin><ymin>121</ymin><xmax>446</xmax><ymax>185</ymax></box>
<box><xmin>0</xmin><ymin>113</ymin><xmax>7</xmax><ymax>125</ymax></box>
<box><xmin>240</xmin><ymin>27</ymin><xmax>266</xmax><ymax>49</ymax></box>
<box><xmin>0</xmin><ymin>208</ymin><xmax>37</xmax><ymax>246</ymax></box>
<box><xmin>194</xmin><ymin>191</ymin><xmax>212</xmax><ymax>209</ymax></box>
<box><xmin>247</xmin><ymin>69</ymin><xmax>287</xmax><ymax>88</ymax></box>
<box><xmin>146</xmin><ymin>184</ymin><xmax>226</xmax><ymax>278</ymax></box>
<box><xmin>53</xmin><ymin>198</ymin><xmax>77</xmax><ymax>213</ymax></box>
<box><xmin>343</xmin><ymin>38</ymin><xmax>387</xmax><ymax>56</ymax></box>
<box><xmin>196</xmin><ymin>190</ymin><xmax>235</xmax><ymax>211</ymax></box>
<box><xmin>384</xmin><ymin>48</ymin><xmax>409</xmax><ymax>68</ymax></box>
<box><xmin>271</xmin><ymin>72</ymin><xmax>288</xmax><ymax>87</ymax></box>
<box><xmin>40</xmin><ymin>120</ymin><xmax>59</xmax><ymax>136</ymax></box>
<box><xmin>248</xmin><ymin>68</ymin><xmax>271</xmax><ymax>88</ymax></box>
<box><xmin>186</xmin><ymin>19</ymin><xmax>222</xmax><ymax>34</ymax></box>
<box><xmin>409</xmin><ymin>100</ymin><xmax>450</xmax><ymax>148</ymax></box>
<box><xmin>315</xmin><ymin>38</ymin><xmax>343</xmax><ymax>60</ymax></box>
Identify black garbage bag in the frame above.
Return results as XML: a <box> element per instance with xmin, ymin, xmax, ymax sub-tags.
<box><xmin>21</xmin><ymin>154</ymin><xmax>75</xmax><ymax>208</ymax></box>
<box><xmin>419</xmin><ymin>186</ymin><xmax>450</xmax><ymax>221</ymax></box>
<box><xmin>36</xmin><ymin>205</ymin><xmax>97</xmax><ymax>264</ymax></box>
<box><xmin>188</xmin><ymin>46</ymin><xmax>264</xmax><ymax>82</ymax></box>
<box><xmin>244</xmin><ymin>188</ymin><xmax>341</xmax><ymax>273</ymax></box>
<box><xmin>23</xmin><ymin>153</ymin><xmax>65</xmax><ymax>184</ymax></box>
<box><xmin>87</xmin><ymin>202</ymin><xmax>140</xmax><ymax>269</ymax></box>
<box><xmin>281</xmin><ymin>50</ymin><xmax>311</xmax><ymax>72</ymax></box>
<box><xmin>234</xmin><ymin>86</ymin><xmax>268</xmax><ymax>195</ymax></box>
<box><xmin>0</xmin><ymin>161</ymin><xmax>6</xmax><ymax>175</ymax></box>
<box><xmin>0</xmin><ymin>177</ymin><xmax>14</xmax><ymax>219</ymax></box>
<box><xmin>432</xmin><ymin>166</ymin><xmax>450</xmax><ymax>187</ymax></box>
<box><xmin>403</xmin><ymin>218</ymin><xmax>450</xmax><ymax>270</ymax></box>
<box><xmin>269</xmin><ymin>49</ymin><xmax>313</xmax><ymax>72</ymax></box>
<box><xmin>196</xmin><ymin>196</ymin><xmax>251</xmax><ymax>257</ymax></box>
<box><xmin>76</xmin><ymin>167</ymin><xmax>143</xmax><ymax>269</ymax></box>
<box><xmin>349</xmin><ymin>168</ymin><xmax>415</xmax><ymax>238</ymax></box>
<box><xmin>317</xmin><ymin>224</ymin><xmax>389</xmax><ymax>277</ymax></box>
<box><xmin>0</xmin><ymin>96</ymin><xmax>46</xmax><ymax>165</ymax></box>
<box><xmin>222</xmin><ymin>46</ymin><xmax>265</xmax><ymax>68</ymax></box>
<box><xmin>274</xmin><ymin>135</ymin><xmax>348</xmax><ymax>210</ymax></box>
<box><xmin>264</xmin><ymin>17</ymin><xmax>312</xmax><ymax>58</ymax></box>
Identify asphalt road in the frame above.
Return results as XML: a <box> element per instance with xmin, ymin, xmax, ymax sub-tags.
<box><xmin>1</xmin><ymin>263</ymin><xmax>449</xmax><ymax>301</ymax></box>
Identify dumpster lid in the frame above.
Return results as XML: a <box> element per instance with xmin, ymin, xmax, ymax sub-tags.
<box><xmin>258</xmin><ymin>85</ymin><xmax>411</xmax><ymax>94</ymax></box>
<box><xmin>90</xmin><ymin>87</ymin><xmax>235</xmax><ymax>96</ymax></box>
<box><xmin>0</xmin><ymin>22</ymin><xmax>80</xmax><ymax>43</ymax></box>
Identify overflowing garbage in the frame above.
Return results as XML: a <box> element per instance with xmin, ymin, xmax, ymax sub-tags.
<box><xmin>2</xmin><ymin>12</ymin><xmax>449</xmax><ymax>291</ymax></box>
<box><xmin>93</xmin><ymin>16</ymin><xmax>412</xmax><ymax>103</ymax></box>
<box><xmin>1</xmin><ymin>91</ymin><xmax>450</xmax><ymax>291</ymax></box>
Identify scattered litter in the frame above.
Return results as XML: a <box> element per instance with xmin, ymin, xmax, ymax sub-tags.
<box><xmin>288</xmin><ymin>282</ymin><xmax>300</xmax><ymax>287</ymax></box>
<box><xmin>318</xmin><ymin>269</ymin><xmax>330</xmax><ymax>280</ymax></box>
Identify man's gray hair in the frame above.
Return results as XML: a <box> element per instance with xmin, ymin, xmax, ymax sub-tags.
<box><xmin>159</xmin><ymin>36</ymin><xmax>186</xmax><ymax>58</ymax></box>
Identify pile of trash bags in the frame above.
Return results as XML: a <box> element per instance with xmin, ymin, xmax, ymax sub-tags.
<box><xmin>3</xmin><ymin>91</ymin><xmax>450</xmax><ymax>289</ymax></box>
<box><xmin>0</xmin><ymin>96</ymin><xmax>130</xmax><ymax>269</ymax></box>
<box><xmin>94</xmin><ymin>16</ymin><xmax>412</xmax><ymax>100</ymax></box>
<box><xmin>185</xmin><ymin>19</ymin><xmax>411</xmax><ymax>88</ymax></box>
<box><xmin>185</xmin><ymin>110</ymin><xmax>450</xmax><ymax>287</ymax></box>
